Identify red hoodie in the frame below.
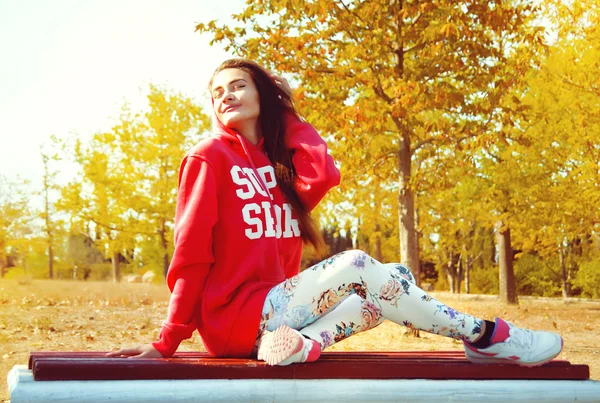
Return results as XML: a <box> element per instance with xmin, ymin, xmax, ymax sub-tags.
<box><xmin>151</xmin><ymin>113</ymin><xmax>340</xmax><ymax>358</ymax></box>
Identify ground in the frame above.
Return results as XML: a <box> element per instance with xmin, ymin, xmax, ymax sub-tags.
<box><xmin>1</xmin><ymin>278</ymin><xmax>599</xmax><ymax>402</ymax></box>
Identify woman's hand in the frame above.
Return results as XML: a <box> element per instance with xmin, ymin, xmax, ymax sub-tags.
<box><xmin>105</xmin><ymin>343</ymin><xmax>164</xmax><ymax>359</ymax></box>
<box><xmin>270</xmin><ymin>74</ymin><xmax>292</xmax><ymax>94</ymax></box>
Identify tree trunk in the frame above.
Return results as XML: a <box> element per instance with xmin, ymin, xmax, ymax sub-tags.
<box><xmin>0</xmin><ymin>250</ymin><xmax>5</xmax><ymax>278</ymax></box>
<box><xmin>42</xmin><ymin>153</ymin><xmax>54</xmax><ymax>279</ymax></box>
<box><xmin>460</xmin><ymin>243</ymin><xmax>469</xmax><ymax>294</ymax></box>
<box><xmin>559</xmin><ymin>247</ymin><xmax>569</xmax><ymax>299</ymax></box>
<box><xmin>465</xmin><ymin>255</ymin><xmax>471</xmax><ymax>294</ymax></box>
<box><xmin>48</xmin><ymin>243</ymin><xmax>54</xmax><ymax>279</ymax></box>
<box><xmin>447</xmin><ymin>271</ymin><xmax>455</xmax><ymax>293</ymax></box>
<box><xmin>396</xmin><ymin>5</ymin><xmax>419</xmax><ymax>337</ymax></box>
<box><xmin>373</xmin><ymin>224</ymin><xmax>383</xmax><ymax>262</ymax></box>
<box><xmin>22</xmin><ymin>255</ymin><xmax>27</xmax><ymax>277</ymax></box>
<box><xmin>477</xmin><ymin>229</ymin><xmax>486</xmax><ymax>269</ymax></box>
<box><xmin>456</xmin><ymin>258</ymin><xmax>462</xmax><ymax>294</ymax></box>
<box><xmin>446</xmin><ymin>250</ymin><xmax>456</xmax><ymax>293</ymax></box>
<box><xmin>495</xmin><ymin>221</ymin><xmax>518</xmax><ymax>304</ymax></box>
<box><xmin>159</xmin><ymin>220</ymin><xmax>170</xmax><ymax>277</ymax></box>
<box><xmin>486</xmin><ymin>227</ymin><xmax>496</xmax><ymax>267</ymax></box>
<box><xmin>111</xmin><ymin>253</ymin><xmax>120</xmax><ymax>283</ymax></box>
<box><xmin>456</xmin><ymin>249</ymin><xmax>464</xmax><ymax>294</ymax></box>
<box><xmin>446</xmin><ymin>249</ymin><xmax>465</xmax><ymax>294</ymax></box>
<box><xmin>398</xmin><ymin>134</ymin><xmax>420</xmax><ymax>285</ymax></box>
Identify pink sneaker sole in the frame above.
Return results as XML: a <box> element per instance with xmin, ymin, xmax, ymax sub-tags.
<box><xmin>257</xmin><ymin>325</ymin><xmax>304</xmax><ymax>366</ymax></box>
<box><xmin>465</xmin><ymin>336</ymin><xmax>564</xmax><ymax>368</ymax></box>
<box><xmin>518</xmin><ymin>336</ymin><xmax>565</xmax><ymax>368</ymax></box>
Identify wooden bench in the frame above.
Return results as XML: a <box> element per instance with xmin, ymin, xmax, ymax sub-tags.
<box><xmin>8</xmin><ymin>351</ymin><xmax>600</xmax><ymax>402</ymax></box>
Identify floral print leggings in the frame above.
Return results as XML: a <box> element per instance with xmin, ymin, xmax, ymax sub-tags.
<box><xmin>255</xmin><ymin>250</ymin><xmax>483</xmax><ymax>351</ymax></box>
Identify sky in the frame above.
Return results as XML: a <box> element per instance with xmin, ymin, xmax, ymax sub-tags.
<box><xmin>0</xmin><ymin>0</ymin><xmax>246</xmax><ymax>188</ymax></box>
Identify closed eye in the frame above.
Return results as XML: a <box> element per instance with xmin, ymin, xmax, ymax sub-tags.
<box><xmin>212</xmin><ymin>79</ymin><xmax>247</xmax><ymax>99</ymax></box>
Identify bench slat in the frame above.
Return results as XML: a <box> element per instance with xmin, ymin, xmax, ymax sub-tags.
<box><xmin>27</xmin><ymin>350</ymin><xmax>466</xmax><ymax>369</ymax></box>
<box><xmin>28</xmin><ymin>352</ymin><xmax>590</xmax><ymax>381</ymax></box>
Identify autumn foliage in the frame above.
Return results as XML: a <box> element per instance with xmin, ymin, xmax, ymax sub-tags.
<box><xmin>0</xmin><ymin>1</ymin><xmax>598</xmax><ymax>299</ymax></box>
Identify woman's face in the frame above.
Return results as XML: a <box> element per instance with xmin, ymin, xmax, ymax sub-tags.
<box><xmin>211</xmin><ymin>68</ymin><xmax>260</xmax><ymax>131</ymax></box>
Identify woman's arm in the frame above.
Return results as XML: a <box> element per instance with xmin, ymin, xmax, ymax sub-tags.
<box><xmin>285</xmin><ymin>112</ymin><xmax>341</xmax><ymax>212</ymax></box>
<box><xmin>152</xmin><ymin>155</ymin><xmax>219</xmax><ymax>357</ymax></box>
<box><xmin>108</xmin><ymin>155</ymin><xmax>218</xmax><ymax>358</ymax></box>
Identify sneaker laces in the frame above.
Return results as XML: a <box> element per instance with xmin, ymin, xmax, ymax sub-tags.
<box><xmin>506</xmin><ymin>326</ymin><xmax>534</xmax><ymax>348</ymax></box>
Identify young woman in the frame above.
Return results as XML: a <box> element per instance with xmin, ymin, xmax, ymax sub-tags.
<box><xmin>108</xmin><ymin>59</ymin><xmax>563</xmax><ymax>367</ymax></box>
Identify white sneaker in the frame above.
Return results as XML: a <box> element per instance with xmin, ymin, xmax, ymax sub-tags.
<box><xmin>463</xmin><ymin>318</ymin><xmax>563</xmax><ymax>367</ymax></box>
<box><xmin>257</xmin><ymin>325</ymin><xmax>321</xmax><ymax>366</ymax></box>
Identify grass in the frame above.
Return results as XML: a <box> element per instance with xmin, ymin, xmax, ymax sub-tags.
<box><xmin>1</xmin><ymin>278</ymin><xmax>599</xmax><ymax>401</ymax></box>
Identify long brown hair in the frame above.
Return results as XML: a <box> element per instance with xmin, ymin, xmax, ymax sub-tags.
<box><xmin>209</xmin><ymin>58</ymin><xmax>325</xmax><ymax>255</ymax></box>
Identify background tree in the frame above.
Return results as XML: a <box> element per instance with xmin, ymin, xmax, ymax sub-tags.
<box><xmin>197</xmin><ymin>1</ymin><xmax>546</xmax><ymax>299</ymax></box>
<box><xmin>507</xmin><ymin>0</ymin><xmax>600</xmax><ymax>298</ymax></box>
<box><xmin>1</xmin><ymin>1</ymin><xmax>598</xmax><ymax>301</ymax></box>
<box><xmin>0</xmin><ymin>175</ymin><xmax>32</xmax><ymax>277</ymax></box>
<box><xmin>66</xmin><ymin>224</ymin><xmax>105</xmax><ymax>280</ymax></box>
<box><xmin>40</xmin><ymin>146</ymin><xmax>62</xmax><ymax>279</ymax></box>
<box><xmin>58</xmin><ymin>85</ymin><xmax>210</xmax><ymax>279</ymax></box>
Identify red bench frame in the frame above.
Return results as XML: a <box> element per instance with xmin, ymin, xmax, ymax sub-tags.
<box><xmin>27</xmin><ymin>351</ymin><xmax>590</xmax><ymax>381</ymax></box>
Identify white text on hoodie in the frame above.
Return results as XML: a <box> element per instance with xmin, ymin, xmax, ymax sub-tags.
<box><xmin>230</xmin><ymin>165</ymin><xmax>301</xmax><ymax>240</ymax></box>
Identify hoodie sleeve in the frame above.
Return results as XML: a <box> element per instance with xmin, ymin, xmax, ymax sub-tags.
<box><xmin>285</xmin><ymin>112</ymin><xmax>341</xmax><ymax>212</ymax></box>
<box><xmin>151</xmin><ymin>155</ymin><xmax>218</xmax><ymax>358</ymax></box>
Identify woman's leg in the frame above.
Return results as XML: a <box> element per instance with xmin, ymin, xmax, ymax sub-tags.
<box><xmin>256</xmin><ymin>251</ymin><xmax>483</xmax><ymax>362</ymax></box>
<box><xmin>257</xmin><ymin>250</ymin><xmax>562</xmax><ymax>367</ymax></box>
<box><xmin>295</xmin><ymin>264</ymin><xmax>411</xmax><ymax>348</ymax></box>
<box><xmin>257</xmin><ymin>262</ymin><xmax>407</xmax><ymax>336</ymax></box>
<box><xmin>261</xmin><ymin>251</ymin><xmax>483</xmax><ymax>342</ymax></box>
<box><xmin>259</xmin><ymin>263</ymin><xmax>408</xmax><ymax>349</ymax></box>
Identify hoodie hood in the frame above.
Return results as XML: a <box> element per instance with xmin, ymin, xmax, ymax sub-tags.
<box><xmin>211</xmin><ymin>115</ymin><xmax>265</xmax><ymax>151</ymax></box>
<box><xmin>211</xmin><ymin>115</ymin><xmax>269</xmax><ymax>195</ymax></box>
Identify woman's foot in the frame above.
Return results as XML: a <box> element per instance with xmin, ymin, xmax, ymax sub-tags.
<box><xmin>257</xmin><ymin>325</ymin><xmax>321</xmax><ymax>366</ymax></box>
<box><xmin>463</xmin><ymin>317</ymin><xmax>563</xmax><ymax>367</ymax></box>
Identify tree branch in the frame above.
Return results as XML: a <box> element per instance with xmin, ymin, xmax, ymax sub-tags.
<box><xmin>395</xmin><ymin>0</ymin><xmax>404</xmax><ymax>78</ymax></box>
<box><xmin>372</xmin><ymin>81</ymin><xmax>394</xmax><ymax>104</ymax></box>
<box><xmin>337</xmin><ymin>0</ymin><xmax>367</xmax><ymax>26</ymax></box>
<box><xmin>403</xmin><ymin>41</ymin><xmax>428</xmax><ymax>54</ymax></box>
<box><xmin>556</xmin><ymin>73</ymin><xmax>600</xmax><ymax>97</ymax></box>
<box><xmin>344</xmin><ymin>150</ymin><xmax>398</xmax><ymax>184</ymax></box>
<box><xmin>82</xmin><ymin>214</ymin><xmax>156</xmax><ymax>237</ymax></box>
